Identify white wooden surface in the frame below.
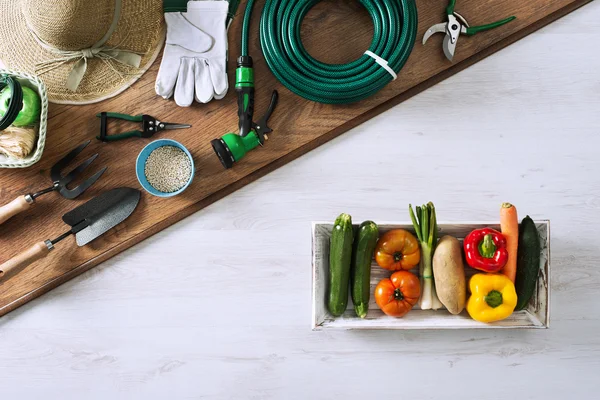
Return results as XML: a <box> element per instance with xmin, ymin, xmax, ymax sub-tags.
<box><xmin>1</xmin><ymin>3</ymin><xmax>599</xmax><ymax>399</ymax></box>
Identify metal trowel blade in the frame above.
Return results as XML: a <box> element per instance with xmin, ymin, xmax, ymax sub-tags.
<box><xmin>62</xmin><ymin>187</ymin><xmax>141</xmax><ymax>247</ymax></box>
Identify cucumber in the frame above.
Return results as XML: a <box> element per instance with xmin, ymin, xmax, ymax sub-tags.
<box><xmin>327</xmin><ymin>213</ymin><xmax>354</xmax><ymax>317</ymax></box>
<box><xmin>515</xmin><ymin>216</ymin><xmax>541</xmax><ymax>310</ymax></box>
<box><xmin>351</xmin><ymin>221</ymin><xmax>379</xmax><ymax>318</ymax></box>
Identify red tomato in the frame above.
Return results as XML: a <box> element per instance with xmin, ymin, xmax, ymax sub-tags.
<box><xmin>375</xmin><ymin>271</ymin><xmax>420</xmax><ymax>317</ymax></box>
<box><xmin>375</xmin><ymin>229</ymin><xmax>421</xmax><ymax>271</ymax></box>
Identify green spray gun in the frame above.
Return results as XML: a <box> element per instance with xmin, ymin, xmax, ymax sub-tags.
<box><xmin>211</xmin><ymin>0</ymin><xmax>279</xmax><ymax>169</ymax></box>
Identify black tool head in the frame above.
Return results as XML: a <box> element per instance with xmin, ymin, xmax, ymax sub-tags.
<box><xmin>50</xmin><ymin>141</ymin><xmax>107</xmax><ymax>199</ymax></box>
<box><xmin>62</xmin><ymin>187</ymin><xmax>141</xmax><ymax>246</ymax></box>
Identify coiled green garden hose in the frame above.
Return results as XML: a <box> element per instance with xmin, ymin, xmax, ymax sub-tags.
<box><xmin>241</xmin><ymin>0</ymin><xmax>418</xmax><ymax>104</ymax></box>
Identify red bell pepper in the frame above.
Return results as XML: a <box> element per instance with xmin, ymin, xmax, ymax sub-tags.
<box><xmin>463</xmin><ymin>228</ymin><xmax>509</xmax><ymax>272</ymax></box>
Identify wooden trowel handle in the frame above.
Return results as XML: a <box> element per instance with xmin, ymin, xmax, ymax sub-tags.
<box><xmin>0</xmin><ymin>195</ymin><xmax>33</xmax><ymax>225</ymax></box>
<box><xmin>0</xmin><ymin>241</ymin><xmax>52</xmax><ymax>283</ymax></box>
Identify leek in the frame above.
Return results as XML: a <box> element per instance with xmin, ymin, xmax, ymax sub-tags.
<box><xmin>409</xmin><ymin>202</ymin><xmax>443</xmax><ymax>310</ymax></box>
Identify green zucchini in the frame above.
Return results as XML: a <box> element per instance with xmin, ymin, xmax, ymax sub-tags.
<box><xmin>327</xmin><ymin>213</ymin><xmax>354</xmax><ymax>317</ymax></box>
<box><xmin>351</xmin><ymin>221</ymin><xmax>379</xmax><ymax>318</ymax></box>
<box><xmin>515</xmin><ymin>216</ymin><xmax>541</xmax><ymax>310</ymax></box>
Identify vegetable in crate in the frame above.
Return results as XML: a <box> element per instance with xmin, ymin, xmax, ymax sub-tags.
<box><xmin>375</xmin><ymin>271</ymin><xmax>420</xmax><ymax>317</ymax></box>
<box><xmin>515</xmin><ymin>216</ymin><xmax>541</xmax><ymax>310</ymax></box>
<box><xmin>351</xmin><ymin>221</ymin><xmax>379</xmax><ymax>318</ymax></box>
<box><xmin>374</xmin><ymin>229</ymin><xmax>420</xmax><ymax>271</ymax></box>
<box><xmin>466</xmin><ymin>273</ymin><xmax>517</xmax><ymax>323</ymax></box>
<box><xmin>464</xmin><ymin>228</ymin><xmax>508</xmax><ymax>272</ymax></box>
<box><xmin>500</xmin><ymin>203</ymin><xmax>519</xmax><ymax>282</ymax></box>
<box><xmin>409</xmin><ymin>202</ymin><xmax>443</xmax><ymax>310</ymax></box>
<box><xmin>327</xmin><ymin>213</ymin><xmax>354</xmax><ymax>317</ymax></box>
<box><xmin>432</xmin><ymin>235</ymin><xmax>466</xmax><ymax>315</ymax></box>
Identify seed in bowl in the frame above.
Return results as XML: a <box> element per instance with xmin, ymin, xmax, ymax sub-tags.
<box><xmin>144</xmin><ymin>146</ymin><xmax>192</xmax><ymax>193</ymax></box>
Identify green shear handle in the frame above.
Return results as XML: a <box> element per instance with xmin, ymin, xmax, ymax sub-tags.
<box><xmin>96</xmin><ymin>113</ymin><xmax>145</xmax><ymax>142</ymax></box>
<box><xmin>446</xmin><ymin>0</ymin><xmax>457</xmax><ymax>15</ymax></box>
<box><xmin>446</xmin><ymin>0</ymin><xmax>515</xmax><ymax>36</ymax></box>
<box><xmin>100</xmin><ymin>130</ymin><xmax>144</xmax><ymax>141</ymax></box>
<box><xmin>465</xmin><ymin>16</ymin><xmax>516</xmax><ymax>35</ymax></box>
<box><xmin>99</xmin><ymin>113</ymin><xmax>143</xmax><ymax>122</ymax></box>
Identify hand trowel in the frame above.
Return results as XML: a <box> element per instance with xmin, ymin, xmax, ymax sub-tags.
<box><xmin>0</xmin><ymin>187</ymin><xmax>141</xmax><ymax>283</ymax></box>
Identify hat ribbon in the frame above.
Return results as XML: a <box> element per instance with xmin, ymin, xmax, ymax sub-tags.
<box><xmin>27</xmin><ymin>0</ymin><xmax>143</xmax><ymax>92</ymax></box>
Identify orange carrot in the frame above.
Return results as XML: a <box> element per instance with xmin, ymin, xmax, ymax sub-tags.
<box><xmin>500</xmin><ymin>203</ymin><xmax>518</xmax><ymax>282</ymax></box>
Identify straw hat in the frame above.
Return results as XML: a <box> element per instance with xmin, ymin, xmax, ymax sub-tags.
<box><xmin>0</xmin><ymin>0</ymin><xmax>165</xmax><ymax>105</ymax></box>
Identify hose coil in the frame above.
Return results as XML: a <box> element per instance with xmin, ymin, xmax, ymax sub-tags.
<box><xmin>242</xmin><ymin>0</ymin><xmax>418</xmax><ymax>104</ymax></box>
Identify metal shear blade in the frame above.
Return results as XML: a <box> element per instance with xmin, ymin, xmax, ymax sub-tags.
<box><xmin>443</xmin><ymin>35</ymin><xmax>457</xmax><ymax>61</ymax></box>
<box><xmin>161</xmin><ymin>122</ymin><xmax>192</xmax><ymax>130</ymax></box>
<box><xmin>422</xmin><ymin>23</ymin><xmax>447</xmax><ymax>45</ymax></box>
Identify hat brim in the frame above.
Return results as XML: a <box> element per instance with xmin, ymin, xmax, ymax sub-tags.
<box><xmin>0</xmin><ymin>0</ymin><xmax>166</xmax><ymax>105</ymax></box>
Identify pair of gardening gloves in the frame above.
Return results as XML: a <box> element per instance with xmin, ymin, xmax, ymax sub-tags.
<box><xmin>156</xmin><ymin>0</ymin><xmax>230</xmax><ymax>107</ymax></box>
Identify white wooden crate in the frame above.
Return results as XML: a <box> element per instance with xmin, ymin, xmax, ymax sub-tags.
<box><xmin>312</xmin><ymin>221</ymin><xmax>550</xmax><ymax>330</ymax></box>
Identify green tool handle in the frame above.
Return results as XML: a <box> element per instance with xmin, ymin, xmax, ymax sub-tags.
<box><xmin>466</xmin><ymin>16</ymin><xmax>516</xmax><ymax>35</ymax></box>
<box><xmin>237</xmin><ymin>86</ymin><xmax>255</xmax><ymax>137</ymax></box>
<box><xmin>227</xmin><ymin>0</ymin><xmax>242</xmax><ymax>26</ymax></box>
<box><xmin>446</xmin><ymin>0</ymin><xmax>456</xmax><ymax>15</ymax></box>
<box><xmin>99</xmin><ymin>112</ymin><xmax>143</xmax><ymax>122</ymax></box>
<box><xmin>96</xmin><ymin>130</ymin><xmax>143</xmax><ymax>142</ymax></box>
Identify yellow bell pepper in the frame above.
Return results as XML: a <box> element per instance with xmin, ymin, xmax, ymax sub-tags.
<box><xmin>466</xmin><ymin>273</ymin><xmax>517</xmax><ymax>323</ymax></box>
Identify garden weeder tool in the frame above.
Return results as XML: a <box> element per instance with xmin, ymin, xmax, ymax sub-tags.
<box><xmin>0</xmin><ymin>140</ymin><xmax>106</xmax><ymax>225</ymax></box>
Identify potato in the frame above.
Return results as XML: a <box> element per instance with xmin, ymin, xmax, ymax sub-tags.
<box><xmin>433</xmin><ymin>236</ymin><xmax>466</xmax><ymax>314</ymax></box>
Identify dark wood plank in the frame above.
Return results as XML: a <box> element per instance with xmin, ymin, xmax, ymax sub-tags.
<box><xmin>0</xmin><ymin>0</ymin><xmax>592</xmax><ymax>316</ymax></box>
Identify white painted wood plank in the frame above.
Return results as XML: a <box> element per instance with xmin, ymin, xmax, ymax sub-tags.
<box><xmin>0</xmin><ymin>2</ymin><xmax>599</xmax><ymax>399</ymax></box>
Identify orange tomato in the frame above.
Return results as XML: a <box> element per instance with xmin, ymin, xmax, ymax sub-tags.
<box><xmin>375</xmin><ymin>229</ymin><xmax>421</xmax><ymax>271</ymax></box>
<box><xmin>375</xmin><ymin>271</ymin><xmax>421</xmax><ymax>317</ymax></box>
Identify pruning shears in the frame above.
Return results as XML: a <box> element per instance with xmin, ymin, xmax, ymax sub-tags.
<box><xmin>423</xmin><ymin>0</ymin><xmax>516</xmax><ymax>61</ymax></box>
<box><xmin>96</xmin><ymin>112</ymin><xmax>191</xmax><ymax>142</ymax></box>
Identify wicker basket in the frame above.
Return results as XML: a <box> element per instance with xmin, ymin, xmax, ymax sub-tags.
<box><xmin>0</xmin><ymin>69</ymin><xmax>49</xmax><ymax>168</ymax></box>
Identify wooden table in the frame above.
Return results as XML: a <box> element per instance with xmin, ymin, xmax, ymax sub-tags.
<box><xmin>0</xmin><ymin>2</ymin><xmax>599</xmax><ymax>398</ymax></box>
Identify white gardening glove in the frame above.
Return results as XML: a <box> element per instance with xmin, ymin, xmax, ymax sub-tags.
<box><xmin>156</xmin><ymin>1</ymin><xmax>229</xmax><ymax>107</ymax></box>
